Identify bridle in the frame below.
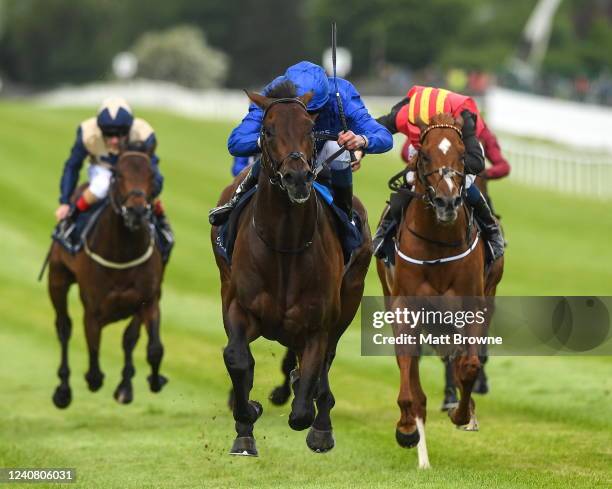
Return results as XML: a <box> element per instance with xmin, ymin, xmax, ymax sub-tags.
<box><xmin>259</xmin><ymin>97</ymin><xmax>316</xmax><ymax>189</ymax></box>
<box><xmin>82</xmin><ymin>159</ymin><xmax>155</xmax><ymax>270</ymax></box>
<box><xmin>109</xmin><ymin>166</ymin><xmax>153</xmax><ymax>222</ymax></box>
<box><xmin>417</xmin><ymin>123</ymin><xmax>467</xmax><ymax>206</ymax></box>
<box><xmin>253</xmin><ymin>97</ymin><xmax>319</xmax><ymax>253</ymax></box>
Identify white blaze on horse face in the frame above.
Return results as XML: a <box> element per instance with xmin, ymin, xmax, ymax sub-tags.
<box><xmin>438</xmin><ymin>137</ymin><xmax>451</xmax><ymax>155</ymax></box>
<box><xmin>443</xmin><ymin>175</ymin><xmax>455</xmax><ymax>191</ymax></box>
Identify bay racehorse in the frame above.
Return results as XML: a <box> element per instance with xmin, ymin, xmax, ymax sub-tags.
<box><xmin>376</xmin><ymin>113</ymin><xmax>503</xmax><ymax>468</ymax></box>
<box><xmin>211</xmin><ymin>83</ymin><xmax>372</xmax><ymax>456</ymax></box>
<box><xmin>48</xmin><ymin>151</ymin><xmax>167</xmax><ymax>408</ymax></box>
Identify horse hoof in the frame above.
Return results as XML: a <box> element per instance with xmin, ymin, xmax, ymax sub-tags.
<box><xmin>456</xmin><ymin>414</ymin><xmax>479</xmax><ymax>432</ymax></box>
<box><xmin>268</xmin><ymin>385</ymin><xmax>291</xmax><ymax>406</ymax></box>
<box><xmin>229</xmin><ymin>436</ymin><xmax>258</xmax><ymax>457</ymax></box>
<box><xmin>85</xmin><ymin>371</ymin><xmax>104</xmax><ymax>392</ymax></box>
<box><xmin>395</xmin><ymin>428</ymin><xmax>420</xmax><ymax>448</ymax></box>
<box><xmin>448</xmin><ymin>407</ymin><xmax>473</xmax><ymax>427</ymax></box>
<box><xmin>288</xmin><ymin>408</ymin><xmax>314</xmax><ymax>432</ymax></box>
<box><xmin>52</xmin><ymin>386</ymin><xmax>72</xmax><ymax>409</ymax></box>
<box><xmin>440</xmin><ymin>389</ymin><xmax>458</xmax><ymax>412</ymax></box>
<box><xmin>148</xmin><ymin>374</ymin><xmax>168</xmax><ymax>393</ymax></box>
<box><xmin>113</xmin><ymin>384</ymin><xmax>133</xmax><ymax>405</ymax></box>
<box><xmin>306</xmin><ymin>427</ymin><xmax>335</xmax><ymax>453</ymax></box>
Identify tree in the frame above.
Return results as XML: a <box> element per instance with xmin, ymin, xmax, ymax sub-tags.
<box><xmin>131</xmin><ymin>25</ymin><xmax>228</xmax><ymax>88</ymax></box>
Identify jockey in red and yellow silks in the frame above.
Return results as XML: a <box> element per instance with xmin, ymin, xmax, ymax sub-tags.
<box><xmin>396</xmin><ymin>86</ymin><xmax>510</xmax><ymax>179</ymax></box>
<box><xmin>374</xmin><ymin>85</ymin><xmax>506</xmax><ymax>262</ymax></box>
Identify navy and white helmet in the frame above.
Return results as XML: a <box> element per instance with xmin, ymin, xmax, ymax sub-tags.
<box><xmin>96</xmin><ymin>96</ymin><xmax>134</xmax><ymax>135</ymax></box>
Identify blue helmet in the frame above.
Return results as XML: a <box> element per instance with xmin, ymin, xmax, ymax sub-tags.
<box><xmin>96</xmin><ymin>96</ymin><xmax>134</xmax><ymax>135</ymax></box>
<box><xmin>284</xmin><ymin>61</ymin><xmax>329</xmax><ymax>112</ymax></box>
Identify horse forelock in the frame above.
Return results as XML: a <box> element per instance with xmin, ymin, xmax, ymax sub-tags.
<box><xmin>429</xmin><ymin>113</ymin><xmax>458</xmax><ymax>128</ymax></box>
<box><xmin>266</xmin><ymin>80</ymin><xmax>297</xmax><ymax>99</ymax></box>
<box><xmin>116</xmin><ymin>152</ymin><xmax>153</xmax><ymax>182</ymax></box>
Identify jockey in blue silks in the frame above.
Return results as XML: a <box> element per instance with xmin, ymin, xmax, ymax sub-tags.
<box><xmin>208</xmin><ymin>61</ymin><xmax>393</xmax><ymax>225</ymax></box>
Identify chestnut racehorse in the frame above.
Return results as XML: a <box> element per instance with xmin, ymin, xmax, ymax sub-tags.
<box><xmin>376</xmin><ymin>113</ymin><xmax>503</xmax><ymax>468</ymax></box>
<box><xmin>211</xmin><ymin>82</ymin><xmax>372</xmax><ymax>456</ymax></box>
<box><xmin>48</xmin><ymin>151</ymin><xmax>167</xmax><ymax>408</ymax></box>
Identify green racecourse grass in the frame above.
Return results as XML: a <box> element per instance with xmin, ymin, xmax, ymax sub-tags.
<box><xmin>0</xmin><ymin>102</ymin><xmax>610</xmax><ymax>489</ymax></box>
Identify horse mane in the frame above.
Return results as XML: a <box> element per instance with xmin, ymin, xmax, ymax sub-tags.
<box><xmin>266</xmin><ymin>80</ymin><xmax>297</xmax><ymax>99</ymax></box>
<box><xmin>429</xmin><ymin>113</ymin><xmax>458</xmax><ymax>127</ymax></box>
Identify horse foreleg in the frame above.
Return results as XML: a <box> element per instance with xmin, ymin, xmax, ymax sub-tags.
<box><xmin>449</xmin><ymin>353</ymin><xmax>480</xmax><ymax>430</ymax></box>
<box><xmin>83</xmin><ymin>312</ymin><xmax>104</xmax><ymax>392</ymax></box>
<box><xmin>49</xmin><ymin>260</ymin><xmax>74</xmax><ymax>408</ymax></box>
<box><xmin>268</xmin><ymin>348</ymin><xmax>297</xmax><ymax>406</ymax></box>
<box><xmin>143</xmin><ymin>302</ymin><xmax>167</xmax><ymax>393</ymax></box>
<box><xmin>289</xmin><ymin>335</ymin><xmax>327</xmax><ymax>432</ymax></box>
<box><xmin>409</xmin><ymin>357</ymin><xmax>430</xmax><ymax>469</ymax></box>
<box><xmin>114</xmin><ymin>315</ymin><xmax>141</xmax><ymax>404</ymax></box>
<box><xmin>395</xmin><ymin>355</ymin><xmax>420</xmax><ymax>449</ymax></box>
<box><xmin>306</xmin><ymin>350</ymin><xmax>336</xmax><ymax>453</ymax></box>
<box><xmin>223</xmin><ymin>301</ymin><xmax>262</xmax><ymax>456</ymax></box>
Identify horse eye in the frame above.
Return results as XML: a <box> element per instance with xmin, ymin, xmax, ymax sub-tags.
<box><xmin>264</xmin><ymin>127</ymin><xmax>274</xmax><ymax>138</ymax></box>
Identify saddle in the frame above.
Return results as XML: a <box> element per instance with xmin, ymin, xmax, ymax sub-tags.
<box><xmin>214</xmin><ymin>182</ymin><xmax>363</xmax><ymax>265</ymax></box>
<box><xmin>52</xmin><ymin>200</ymin><xmax>174</xmax><ymax>263</ymax></box>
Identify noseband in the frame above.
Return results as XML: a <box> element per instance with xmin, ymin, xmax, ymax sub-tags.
<box><xmin>417</xmin><ymin>123</ymin><xmax>467</xmax><ymax>205</ymax></box>
<box><xmin>259</xmin><ymin>98</ymin><xmax>315</xmax><ymax>189</ymax></box>
<box><xmin>109</xmin><ymin>174</ymin><xmax>153</xmax><ymax>221</ymax></box>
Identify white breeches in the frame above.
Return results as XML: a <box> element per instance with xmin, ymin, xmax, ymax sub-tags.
<box><xmin>87</xmin><ymin>164</ymin><xmax>113</xmax><ymax>199</ymax></box>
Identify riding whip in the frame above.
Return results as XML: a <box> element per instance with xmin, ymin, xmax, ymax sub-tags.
<box><xmin>37</xmin><ymin>242</ymin><xmax>53</xmax><ymax>281</ymax></box>
<box><xmin>332</xmin><ymin>22</ymin><xmax>356</xmax><ymax>163</ymax></box>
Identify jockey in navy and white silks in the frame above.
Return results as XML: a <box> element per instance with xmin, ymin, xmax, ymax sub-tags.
<box><xmin>55</xmin><ymin>97</ymin><xmax>169</xmax><ymax>229</ymax></box>
<box><xmin>208</xmin><ymin>61</ymin><xmax>393</xmax><ymax>225</ymax></box>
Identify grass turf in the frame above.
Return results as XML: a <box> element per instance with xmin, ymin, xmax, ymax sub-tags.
<box><xmin>0</xmin><ymin>102</ymin><xmax>610</xmax><ymax>488</ymax></box>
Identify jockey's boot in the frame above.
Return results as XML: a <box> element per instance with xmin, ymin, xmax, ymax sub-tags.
<box><xmin>58</xmin><ymin>203</ymin><xmax>82</xmax><ymax>239</ymax></box>
<box><xmin>469</xmin><ymin>188</ymin><xmax>504</xmax><ymax>261</ymax></box>
<box><xmin>372</xmin><ymin>206</ymin><xmax>394</xmax><ymax>258</ymax></box>
<box><xmin>156</xmin><ymin>213</ymin><xmax>175</xmax><ymax>245</ymax></box>
<box><xmin>333</xmin><ymin>184</ymin><xmax>353</xmax><ymax>220</ymax></box>
<box><xmin>208</xmin><ymin>166</ymin><xmax>258</xmax><ymax>226</ymax></box>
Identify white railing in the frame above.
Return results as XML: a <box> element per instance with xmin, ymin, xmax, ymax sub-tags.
<box><xmin>500</xmin><ymin>137</ymin><xmax>612</xmax><ymax>200</ymax></box>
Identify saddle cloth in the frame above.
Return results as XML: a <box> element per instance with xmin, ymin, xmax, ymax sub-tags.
<box><xmin>214</xmin><ymin>182</ymin><xmax>362</xmax><ymax>265</ymax></box>
<box><xmin>51</xmin><ymin>199</ymin><xmax>173</xmax><ymax>263</ymax></box>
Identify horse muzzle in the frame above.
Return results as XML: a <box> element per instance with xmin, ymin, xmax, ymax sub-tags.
<box><xmin>122</xmin><ymin>204</ymin><xmax>151</xmax><ymax>231</ymax></box>
<box><xmin>432</xmin><ymin>195</ymin><xmax>462</xmax><ymax>224</ymax></box>
<box><xmin>281</xmin><ymin>168</ymin><xmax>315</xmax><ymax>204</ymax></box>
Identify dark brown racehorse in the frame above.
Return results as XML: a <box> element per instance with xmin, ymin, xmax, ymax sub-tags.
<box><xmin>376</xmin><ymin>113</ymin><xmax>503</xmax><ymax>468</ymax></box>
<box><xmin>211</xmin><ymin>82</ymin><xmax>372</xmax><ymax>456</ymax></box>
<box><xmin>48</xmin><ymin>151</ymin><xmax>167</xmax><ymax>408</ymax></box>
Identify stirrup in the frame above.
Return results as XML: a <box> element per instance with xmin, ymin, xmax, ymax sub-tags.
<box><xmin>208</xmin><ymin>202</ymin><xmax>235</xmax><ymax>226</ymax></box>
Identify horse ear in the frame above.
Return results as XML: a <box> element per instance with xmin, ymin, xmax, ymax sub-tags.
<box><xmin>299</xmin><ymin>91</ymin><xmax>314</xmax><ymax>108</ymax></box>
<box><xmin>245</xmin><ymin>90</ymin><xmax>272</xmax><ymax>110</ymax></box>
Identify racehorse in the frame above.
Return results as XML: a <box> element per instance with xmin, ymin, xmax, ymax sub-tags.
<box><xmin>48</xmin><ymin>151</ymin><xmax>167</xmax><ymax>408</ymax></box>
<box><xmin>376</xmin><ymin>113</ymin><xmax>504</xmax><ymax>468</ymax></box>
<box><xmin>211</xmin><ymin>82</ymin><xmax>372</xmax><ymax>456</ymax></box>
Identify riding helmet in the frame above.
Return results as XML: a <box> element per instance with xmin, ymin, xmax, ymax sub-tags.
<box><xmin>96</xmin><ymin>96</ymin><xmax>134</xmax><ymax>135</ymax></box>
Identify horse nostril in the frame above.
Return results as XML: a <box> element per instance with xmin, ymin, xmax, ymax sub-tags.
<box><xmin>283</xmin><ymin>172</ymin><xmax>294</xmax><ymax>184</ymax></box>
<box><xmin>433</xmin><ymin>197</ymin><xmax>445</xmax><ymax>208</ymax></box>
<box><xmin>306</xmin><ymin>171</ymin><xmax>315</xmax><ymax>183</ymax></box>
<box><xmin>453</xmin><ymin>196</ymin><xmax>462</xmax><ymax>207</ymax></box>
